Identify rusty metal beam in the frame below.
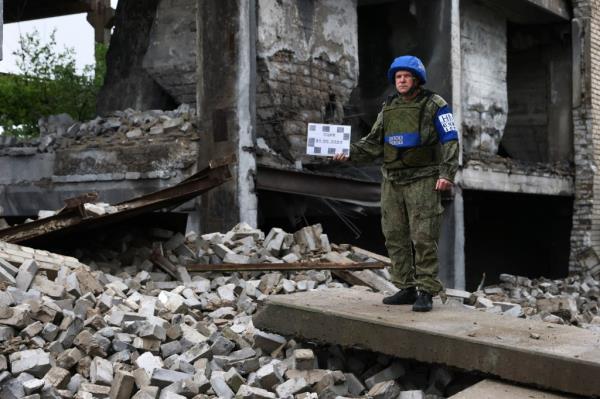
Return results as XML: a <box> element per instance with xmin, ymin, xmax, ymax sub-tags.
<box><xmin>0</xmin><ymin>160</ymin><xmax>233</xmax><ymax>244</ymax></box>
<box><xmin>186</xmin><ymin>261</ymin><xmax>384</xmax><ymax>273</ymax></box>
<box><xmin>256</xmin><ymin>166</ymin><xmax>381</xmax><ymax>206</ymax></box>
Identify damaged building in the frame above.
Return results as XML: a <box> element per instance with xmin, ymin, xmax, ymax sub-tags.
<box><xmin>0</xmin><ymin>0</ymin><xmax>597</xmax><ymax>292</ymax></box>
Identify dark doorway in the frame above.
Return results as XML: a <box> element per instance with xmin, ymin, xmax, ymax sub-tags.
<box><xmin>464</xmin><ymin>190</ymin><xmax>572</xmax><ymax>291</ymax></box>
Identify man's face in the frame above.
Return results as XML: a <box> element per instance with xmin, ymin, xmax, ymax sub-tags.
<box><xmin>395</xmin><ymin>70</ymin><xmax>417</xmax><ymax>95</ymax></box>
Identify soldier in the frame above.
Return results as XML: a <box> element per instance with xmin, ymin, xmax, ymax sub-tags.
<box><xmin>334</xmin><ymin>55</ymin><xmax>459</xmax><ymax>312</ymax></box>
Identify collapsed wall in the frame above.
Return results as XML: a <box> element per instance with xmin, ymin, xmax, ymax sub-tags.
<box><xmin>255</xmin><ymin>0</ymin><xmax>359</xmax><ymax>163</ymax></box>
<box><xmin>0</xmin><ymin>106</ymin><xmax>199</xmax><ymax>217</ymax></box>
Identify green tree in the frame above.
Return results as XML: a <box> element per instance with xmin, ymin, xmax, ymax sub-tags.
<box><xmin>0</xmin><ymin>30</ymin><xmax>107</xmax><ymax>137</ymax></box>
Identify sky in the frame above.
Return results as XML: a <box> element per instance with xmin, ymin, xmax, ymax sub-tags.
<box><xmin>0</xmin><ymin>0</ymin><xmax>118</xmax><ymax>74</ymax></box>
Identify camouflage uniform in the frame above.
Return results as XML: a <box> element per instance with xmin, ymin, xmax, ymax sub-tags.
<box><xmin>350</xmin><ymin>89</ymin><xmax>459</xmax><ymax>294</ymax></box>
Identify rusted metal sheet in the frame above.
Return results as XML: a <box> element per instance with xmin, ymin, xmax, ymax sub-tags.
<box><xmin>0</xmin><ymin>161</ymin><xmax>233</xmax><ymax>244</ymax></box>
<box><xmin>186</xmin><ymin>261</ymin><xmax>384</xmax><ymax>273</ymax></box>
<box><xmin>256</xmin><ymin>165</ymin><xmax>381</xmax><ymax>206</ymax></box>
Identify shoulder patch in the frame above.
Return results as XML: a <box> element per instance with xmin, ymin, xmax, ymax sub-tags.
<box><xmin>430</xmin><ymin>94</ymin><xmax>447</xmax><ymax>108</ymax></box>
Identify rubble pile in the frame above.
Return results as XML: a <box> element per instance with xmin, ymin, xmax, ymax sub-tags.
<box><xmin>449</xmin><ymin>271</ymin><xmax>600</xmax><ymax>331</ymax></box>
<box><xmin>0</xmin><ymin>104</ymin><xmax>198</xmax><ymax>155</ymax></box>
<box><xmin>0</xmin><ymin>223</ymin><xmax>457</xmax><ymax>399</ymax></box>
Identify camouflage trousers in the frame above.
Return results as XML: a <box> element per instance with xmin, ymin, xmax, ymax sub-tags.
<box><xmin>381</xmin><ymin>175</ymin><xmax>444</xmax><ymax>295</ymax></box>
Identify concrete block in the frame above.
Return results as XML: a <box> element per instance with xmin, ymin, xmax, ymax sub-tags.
<box><xmin>256</xmin><ymin>363</ymin><xmax>283</xmax><ymax>390</ymax></box>
<box><xmin>16</xmin><ymin>260</ymin><xmax>38</xmax><ymax>291</ymax></box>
<box><xmin>344</xmin><ymin>372</ymin><xmax>365</xmax><ymax>396</ymax></box>
<box><xmin>109</xmin><ymin>370</ymin><xmax>135</xmax><ymax>399</ymax></box>
<box><xmin>158</xmin><ymin>291</ymin><xmax>185</xmax><ymax>313</ymax></box>
<box><xmin>213</xmin><ymin>244</ymin><xmax>235</xmax><ymax>259</ymax></box>
<box><xmin>253</xmin><ymin>330</ymin><xmax>287</xmax><ymax>353</ymax></box>
<box><xmin>158</xmin><ymin>391</ymin><xmax>186</xmax><ymax>399</ymax></box>
<box><xmin>367</xmin><ymin>380</ymin><xmax>401</xmax><ymax>399</ymax></box>
<box><xmin>79</xmin><ymin>382</ymin><xmax>111</xmax><ymax>397</ymax></box>
<box><xmin>133</xmin><ymin>368</ymin><xmax>151</xmax><ymax>389</ymax></box>
<box><xmin>67</xmin><ymin>373</ymin><xmax>85</xmax><ymax>393</ymax></box>
<box><xmin>258</xmin><ymin>272</ymin><xmax>282</xmax><ymax>295</ymax></box>
<box><xmin>293</xmin><ymin>349</ymin><xmax>315</xmax><ymax>370</ymax></box>
<box><xmin>135</xmin><ymin>352</ymin><xmax>164</xmax><ymax>376</ymax></box>
<box><xmin>41</xmin><ymin>323</ymin><xmax>59</xmax><ymax>342</ymax></box>
<box><xmin>0</xmin><ymin>262</ymin><xmax>16</xmax><ymax>285</ymax></box>
<box><xmin>475</xmin><ymin>296</ymin><xmax>495</xmax><ymax>309</ymax></box>
<box><xmin>90</xmin><ymin>356</ymin><xmax>114</xmax><ymax>385</ymax></box>
<box><xmin>0</xmin><ymin>304</ymin><xmax>31</xmax><ymax>328</ymax></box>
<box><xmin>235</xmin><ymin>385</ymin><xmax>277</xmax><ymax>399</ymax></box>
<box><xmin>65</xmin><ymin>273</ymin><xmax>82</xmax><ymax>296</ymax></box>
<box><xmin>23</xmin><ymin>378</ymin><xmax>44</xmax><ymax>395</ymax></box>
<box><xmin>222</xmin><ymin>252</ymin><xmax>251</xmax><ymax>264</ymax></box>
<box><xmin>151</xmin><ymin>368</ymin><xmax>192</xmax><ymax>388</ymax></box>
<box><xmin>0</xmin><ymin>326</ymin><xmax>13</xmax><ymax>342</ymax></box>
<box><xmin>224</xmin><ymin>367</ymin><xmax>245</xmax><ymax>392</ymax></box>
<box><xmin>133</xmin><ymin>337</ymin><xmax>161</xmax><ymax>352</ymax></box>
<box><xmin>132</xmin><ymin>386</ymin><xmax>159</xmax><ymax>399</ymax></box>
<box><xmin>210</xmin><ymin>335</ymin><xmax>235</xmax><ymax>356</ymax></box>
<box><xmin>275</xmin><ymin>377</ymin><xmax>310</xmax><ymax>397</ymax></box>
<box><xmin>137</xmin><ymin>321</ymin><xmax>167</xmax><ymax>341</ymax></box>
<box><xmin>161</xmin><ymin>341</ymin><xmax>182</xmax><ymax>358</ymax></box>
<box><xmin>42</xmin><ymin>366</ymin><xmax>70</xmax><ymax>389</ymax></box>
<box><xmin>365</xmin><ymin>360</ymin><xmax>405</xmax><ymax>388</ymax></box>
<box><xmin>0</xmin><ymin>258</ymin><xmax>19</xmax><ymax>276</ymax></box>
<box><xmin>20</xmin><ymin>320</ymin><xmax>43</xmax><ymax>338</ymax></box>
<box><xmin>264</xmin><ymin>228</ymin><xmax>286</xmax><ymax>256</ymax></box>
<box><xmin>180</xmin><ymin>343</ymin><xmax>211</xmax><ymax>364</ymax></box>
<box><xmin>9</xmin><ymin>349</ymin><xmax>52</xmax><ymax>377</ymax></box>
<box><xmin>209</xmin><ymin>374</ymin><xmax>234</xmax><ymax>399</ymax></box>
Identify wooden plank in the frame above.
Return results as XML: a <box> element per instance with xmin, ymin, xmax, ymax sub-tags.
<box><xmin>186</xmin><ymin>261</ymin><xmax>384</xmax><ymax>273</ymax></box>
<box><xmin>351</xmin><ymin>246</ymin><xmax>391</xmax><ymax>264</ymax></box>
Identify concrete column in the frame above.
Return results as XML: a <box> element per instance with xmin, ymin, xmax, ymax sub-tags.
<box><xmin>196</xmin><ymin>0</ymin><xmax>258</xmax><ymax>232</ymax></box>
<box><xmin>451</xmin><ymin>0</ymin><xmax>462</xmax><ymax>166</ymax></box>
<box><xmin>453</xmin><ymin>187</ymin><xmax>466</xmax><ymax>289</ymax></box>
<box><xmin>86</xmin><ymin>0</ymin><xmax>112</xmax><ymax>46</ymax></box>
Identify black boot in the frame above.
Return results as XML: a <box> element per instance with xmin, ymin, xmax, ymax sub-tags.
<box><xmin>382</xmin><ymin>287</ymin><xmax>417</xmax><ymax>305</ymax></box>
<box><xmin>412</xmin><ymin>291</ymin><xmax>433</xmax><ymax>312</ymax></box>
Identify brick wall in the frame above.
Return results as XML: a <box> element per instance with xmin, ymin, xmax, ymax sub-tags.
<box><xmin>255</xmin><ymin>0</ymin><xmax>358</xmax><ymax>163</ymax></box>
<box><xmin>571</xmin><ymin>0</ymin><xmax>597</xmax><ymax>270</ymax></box>
<box><xmin>256</xmin><ymin>50</ymin><xmax>355</xmax><ymax>161</ymax></box>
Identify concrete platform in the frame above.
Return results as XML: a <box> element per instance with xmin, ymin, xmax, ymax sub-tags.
<box><xmin>253</xmin><ymin>288</ymin><xmax>600</xmax><ymax>397</ymax></box>
<box><xmin>450</xmin><ymin>379</ymin><xmax>579</xmax><ymax>399</ymax></box>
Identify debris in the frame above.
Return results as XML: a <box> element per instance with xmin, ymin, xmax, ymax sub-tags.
<box><xmin>0</xmin><ymin>218</ymin><xmax>590</xmax><ymax>399</ymax></box>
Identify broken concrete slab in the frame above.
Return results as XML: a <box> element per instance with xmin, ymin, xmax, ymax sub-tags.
<box><xmin>448</xmin><ymin>379</ymin><xmax>578</xmax><ymax>398</ymax></box>
<box><xmin>253</xmin><ymin>287</ymin><xmax>600</xmax><ymax>397</ymax></box>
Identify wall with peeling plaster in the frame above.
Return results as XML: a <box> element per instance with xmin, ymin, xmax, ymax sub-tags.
<box><xmin>255</xmin><ymin>0</ymin><xmax>359</xmax><ymax>162</ymax></box>
<box><xmin>460</xmin><ymin>0</ymin><xmax>508</xmax><ymax>158</ymax></box>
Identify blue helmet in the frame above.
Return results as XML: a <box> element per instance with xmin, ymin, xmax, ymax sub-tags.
<box><xmin>387</xmin><ymin>55</ymin><xmax>427</xmax><ymax>84</ymax></box>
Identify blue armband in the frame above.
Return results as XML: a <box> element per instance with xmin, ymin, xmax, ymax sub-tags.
<box><xmin>434</xmin><ymin>105</ymin><xmax>459</xmax><ymax>144</ymax></box>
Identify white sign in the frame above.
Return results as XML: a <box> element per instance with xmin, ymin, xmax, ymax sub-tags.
<box><xmin>306</xmin><ymin>123</ymin><xmax>351</xmax><ymax>157</ymax></box>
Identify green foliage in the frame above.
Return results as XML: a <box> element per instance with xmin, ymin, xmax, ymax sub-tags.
<box><xmin>0</xmin><ymin>30</ymin><xmax>107</xmax><ymax>137</ymax></box>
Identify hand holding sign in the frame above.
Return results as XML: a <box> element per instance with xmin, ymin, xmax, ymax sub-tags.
<box><xmin>306</xmin><ymin>123</ymin><xmax>351</xmax><ymax>157</ymax></box>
